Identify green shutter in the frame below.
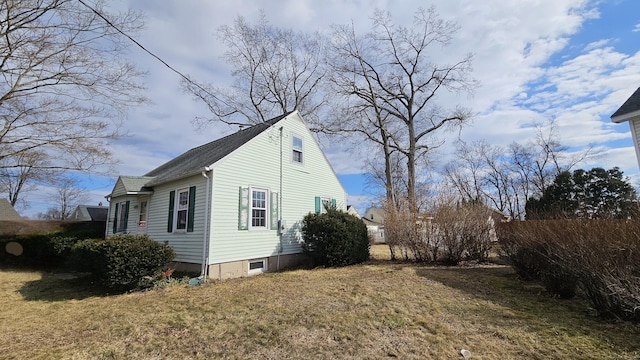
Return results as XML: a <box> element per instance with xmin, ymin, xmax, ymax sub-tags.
<box><xmin>238</xmin><ymin>187</ymin><xmax>249</xmax><ymax>230</ymax></box>
<box><xmin>187</xmin><ymin>186</ymin><xmax>196</xmax><ymax>232</ymax></box>
<box><xmin>168</xmin><ymin>190</ymin><xmax>175</xmax><ymax>232</ymax></box>
<box><xmin>123</xmin><ymin>201</ymin><xmax>130</xmax><ymax>232</ymax></box>
<box><xmin>315</xmin><ymin>196</ymin><xmax>321</xmax><ymax>214</ymax></box>
<box><xmin>113</xmin><ymin>202</ymin><xmax>119</xmax><ymax>234</ymax></box>
<box><xmin>331</xmin><ymin>198</ymin><xmax>336</xmax><ymax>209</ymax></box>
<box><xmin>270</xmin><ymin>191</ymin><xmax>279</xmax><ymax>230</ymax></box>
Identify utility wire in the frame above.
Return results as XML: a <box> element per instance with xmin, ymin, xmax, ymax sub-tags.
<box><xmin>77</xmin><ymin>0</ymin><xmax>218</xmax><ymax>101</ymax></box>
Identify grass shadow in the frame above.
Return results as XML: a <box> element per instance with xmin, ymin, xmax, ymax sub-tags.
<box><xmin>414</xmin><ymin>265</ymin><xmax>640</xmax><ymax>354</ymax></box>
<box><xmin>17</xmin><ymin>271</ymin><xmax>112</xmax><ymax>301</ymax></box>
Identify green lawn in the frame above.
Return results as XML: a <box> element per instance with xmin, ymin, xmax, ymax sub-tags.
<box><xmin>1</xmin><ymin>246</ymin><xmax>639</xmax><ymax>359</ymax></box>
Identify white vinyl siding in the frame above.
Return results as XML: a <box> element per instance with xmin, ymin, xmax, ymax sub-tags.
<box><xmin>208</xmin><ymin>113</ymin><xmax>346</xmax><ymax>264</ymax></box>
<box><xmin>144</xmin><ymin>175</ymin><xmax>208</xmax><ymax>264</ymax></box>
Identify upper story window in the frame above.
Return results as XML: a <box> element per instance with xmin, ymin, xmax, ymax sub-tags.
<box><xmin>251</xmin><ymin>188</ymin><xmax>268</xmax><ymax>229</ymax></box>
<box><xmin>292</xmin><ymin>135</ymin><xmax>303</xmax><ymax>164</ymax></box>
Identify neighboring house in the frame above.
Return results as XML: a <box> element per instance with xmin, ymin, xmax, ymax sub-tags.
<box><xmin>363</xmin><ymin>207</ymin><xmax>386</xmax><ymax>243</ymax></box>
<box><xmin>346</xmin><ymin>205</ymin><xmax>360</xmax><ymax>218</ymax></box>
<box><xmin>611</xmin><ymin>86</ymin><xmax>640</xmax><ymax>169</ymax></box>
<box><xmin>105</xmin><ymin>111</ymin><xmax>346</xmax><ymax>280</ymax></box>
<box><xmin>0</xmin><ymin>198</ymin><xmax>21</xmax><ymax>220</ymax></box>
<box><xmin>70</xmin><ymin>205</ymin><xmax>108</xmax><ymax>222</ymax></box>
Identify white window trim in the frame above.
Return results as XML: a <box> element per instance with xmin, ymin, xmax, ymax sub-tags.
<box><xmin>291</xmin><ymin>133</ymin><xmax>304</xmax><ymax>165</ymax></box>
<box><xmin>138</xmin><ymin>199</ymin><xmax>148</xmax><ymax>227</ymax></box>
<box><xmin>174</xmin><ymin>187</ymin><xmax>189</xmax><ymax>232</ymax></box>
<box><xmin>116</xmin><ymin>200</ymin><xmax>128</xmax><ymax>233</ymax></box>
<box><xmin>320</xmin><ymin>196</ymin><xmax>332</xmax><ymax>214</ymax></box>
<box><xmin>248</xmin><ymin>259</ymin><xmax>267</xmax><ymax>275</ymax></box>
<box><xmin>249</xmin><ymin>187</ymin><xmax>269</xmax><ymax>230</ymax></box>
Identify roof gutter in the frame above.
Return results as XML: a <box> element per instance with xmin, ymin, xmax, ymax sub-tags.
<box><xmin>200</xmin><ymin>166</ymin><xmax>213</xmax><ymax>281</ymax></box>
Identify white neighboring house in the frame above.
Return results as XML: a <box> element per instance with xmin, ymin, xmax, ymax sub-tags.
<box><xmin>611</xmin><ymin>86</ymin><xmax>640</xmax><ymax>169</ymax></box>
<box><xmin>105</xmin><ymin>111</ymin><xmax>347</xmax><ymax>279</ymax></box>
<box><xmin>362</xmin><ymin>207</ymin><xmax>386</xmax><ymax>244</ymax></box>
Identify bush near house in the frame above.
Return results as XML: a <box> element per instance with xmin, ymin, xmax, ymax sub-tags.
<box><xmin>69</xmin><ymin>234</ymin><xmax>175</xmax><ymax>291</ymax></box>
<box><xmin>302</xmin><ymin>208</ymin><xmax>370</xmax><ymax>267</ymax></box>
<box><xmin>497</xmin><ymin>220</ymin><xmax>640</xmax><ymax>322</ymax></box>
<box><xmin>0</xmin><ymin>221</ymin><xmax>106</xmax><ymax>268</ymax></box>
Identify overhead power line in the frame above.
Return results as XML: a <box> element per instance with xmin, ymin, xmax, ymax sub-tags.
<box><xmin>76</xmin><ymin>0</ymin><xmax>218</xmax><ymax>101</ymax></box>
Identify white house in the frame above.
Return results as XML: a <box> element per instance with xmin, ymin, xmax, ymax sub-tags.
<box><xmin>105</xmin><ymin>111</ymin><xmax>346</xmax><ymax>280</ymax></box>
<box><xmin>611</xmin><ymin>86</ymin><xmax>640</xmax><ymax>169</ymax></box>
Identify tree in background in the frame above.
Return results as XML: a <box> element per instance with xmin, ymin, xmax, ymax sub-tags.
<box><xmin>0</xmin><ymin>0</ymin><xmax>146</xmax><ymax>205</ymax></box>
<box><xmin>443</xmin><ymin>119</ymin><xmax>592</xmax><ymax>219</ymax></box>
<box><xmin>182</xmin><ymin>12</ymin><xmax>327</xmax><ymax>127</ymax></box>
<box><xmin>525</xmin><ymin>167</ymin><xmax>638</xmax><ymax>219</ymax></box>
<box><xmin>37</xmin><ymin>178</ymin><xmax>88</xmax><ymax>220</ymax></box>
<box><xmin>328</xmin><ymin>7</ymin><xmax>476</xmax><ymax>212</ymax></box>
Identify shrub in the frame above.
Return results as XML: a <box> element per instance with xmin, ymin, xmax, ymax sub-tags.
<box><xmin>497</xmin><ymin>220</ymin><xmax>640</xmax><ymax>320</ymax></box>
<box><xmin>70</xmin><ymin>234</ymin><xmax>175</xmax><ymax>291</ymax></box>
<box><xmin>301</xmin><ymin>208</ymin><xmax>370</xmax><ymax>267</ymax></box>
<box><xmin>0</xmin><ymin>234</ymin><xmax>80</xmax><ymax>268</ymax></box>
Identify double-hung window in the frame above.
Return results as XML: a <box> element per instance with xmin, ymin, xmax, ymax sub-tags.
<box><xmin>168</xmin><ymin>186</ymin><xmax>196</xmax><ymax>233</ymax></box>
<box><xmin>251</xmin><ymin>188</ymin><xmax>268</xmax><ymax>229</ymax></box>
<box><xmin>176</xmin><ymin>188</ymin><xmax>189</xmax><ymax>230</ymax></box>
<box><xmin>113</xmin><ymin>200</ymin><xmax>130</xmax><ymax>234</ymax></box>
<box><xmin>292</xmin><ymin>135</ymin><xmax>303</xmax><ymax>164</ymax></box>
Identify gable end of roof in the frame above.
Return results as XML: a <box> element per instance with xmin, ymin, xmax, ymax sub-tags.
<box><xmin>144</xmin><ymin>111</ymin><xmax>293</xmax><ymax>186</ymax></box>
<box><xmin>611</xmin><ymin>87</ymin><xmax>640</xmax><ymax>122</ymax></box>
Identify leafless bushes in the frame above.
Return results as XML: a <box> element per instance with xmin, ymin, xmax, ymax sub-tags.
<box><xmin>384</xmin><ymin>199</ymin><xmax>496</xmax><ymax>265</ymax></box>
<box><xmin>497</xmin><ymin>220</ymin><xmax>640</xmax><ymax>322</ymax></box>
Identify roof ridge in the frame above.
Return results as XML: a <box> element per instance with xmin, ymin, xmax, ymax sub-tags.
<box><xmin>143</xmin><ymin>112</ymin><xmax>293</xmax><ymax>185</ymax></box>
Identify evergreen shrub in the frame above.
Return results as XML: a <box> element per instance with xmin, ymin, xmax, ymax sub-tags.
<box><xmin>70</xmin><ymin>234</ymin><xmax>175</xmax><ymax>291</ymax></box>
<box><xmin>301</xmin><ymin>208</ymin><xmax>370</xmax><ymax>267</ymax></box>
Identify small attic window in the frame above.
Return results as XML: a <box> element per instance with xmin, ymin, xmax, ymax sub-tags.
<box><xmin>292</xmin><ymin>135</ymin><xmax>303</xmax><ymax>164</ymax></box>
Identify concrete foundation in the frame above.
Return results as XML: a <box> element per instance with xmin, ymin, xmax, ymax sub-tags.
<box><xmin>169</xmin><ymin>252</ymin><xmax>310</xmax><ymax>280</ymax></box>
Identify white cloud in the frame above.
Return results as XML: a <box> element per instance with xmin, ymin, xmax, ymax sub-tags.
<box><xmin>20</xmin><ymin>0</ymin><xmax>640</xmax><ymax>216</ymax></box>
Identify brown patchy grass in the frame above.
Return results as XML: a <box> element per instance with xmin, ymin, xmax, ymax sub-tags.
<box><xmin>2</xmin><ymin>245</ymin><xmax>639</xmax><ymax>359</ymax></box>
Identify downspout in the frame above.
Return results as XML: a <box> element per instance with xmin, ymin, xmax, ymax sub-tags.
<box><xmin>200</xmin><ymin>166</ymin><xmax>212</xmax><ymax>281</ymax></box>
<box><xmin>277</xmin><ymin>126</ymin><xmax>284</xmax><ymax>270</ymax></box>
<box><xmin>104</xmin><ymin>195</ymin><xmax>111</xmax><ymax>239</ymax></box>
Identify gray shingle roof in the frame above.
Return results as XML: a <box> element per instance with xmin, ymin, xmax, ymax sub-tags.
<box><xmin>144</xmin><ymin>112</ymin><xmax>291</xmax><ymax>186</ymax></box>
<box><xmin>120</xmin><ymin>176</ymin><xmax>154</xmax><ymax>193</ymax></box>
<box><xmin>611</xmin><ymin>87</ymin><xmax>640</xmax><ymax>120</ymax></box>
<box><xmin>72</xmin><ymin>205</ymin><xmax>108</xmax><ymax>221</ymax></box>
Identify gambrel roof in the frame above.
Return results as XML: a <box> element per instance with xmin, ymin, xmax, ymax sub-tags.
<box><xmin>611</xmin><ymin>87</ymin><xmax>640</xmax><ymax>123</ymax></box>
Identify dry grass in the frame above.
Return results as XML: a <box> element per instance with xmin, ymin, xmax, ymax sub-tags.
<box><xmin>2</xmin><ymin>245</ymin><xmax>639</xmax><ymax>359</ymax></box>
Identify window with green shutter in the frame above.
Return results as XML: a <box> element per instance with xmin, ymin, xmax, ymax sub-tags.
<box><xmin>239</xmin><ymin>186</ymin><xmax>276</xmax><ymax>231</ymax></box>
<box><xmin>167</xmin><ymin>190</ymin><xmax>175</xmax><ymax>232</ymax></box>
<box><xmin>169</xmin><ymin>187</ymin><xmax>196</xmax><ymax>233</ymax></box>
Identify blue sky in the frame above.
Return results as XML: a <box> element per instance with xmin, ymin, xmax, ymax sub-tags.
<box><xmin>15</xmin><ymin>0</ymin><xmax>640</xmax><ymax>218</ymax></box>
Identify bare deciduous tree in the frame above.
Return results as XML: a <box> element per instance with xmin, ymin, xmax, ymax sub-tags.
<box><xmin>0</xmin><ymin>150</ymin><xmax>55</xmax><ymax>209</ymax></box>
<box><xmin>37</xmin><ymin>178</ymin><xmax>87</xmax><ymax>220</ymax></box>
<box><xmin>0</xmin><ymin>0</ymin><xmax>146</xmax><ymax>185</ymax></box>
<box><xmin>182</xmin><ymin>13</ymin><xmax>327</xmax><ymax>127</ymax></box>
<box><xmin>444</xmin><ymin>119</ymin><xmax>593</xmax><ymax>219</ymax></box>
<box><xmin>329</xmin><ymin>7</ymin><xmax>476</xmax><ymax>211</ymax></box>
